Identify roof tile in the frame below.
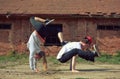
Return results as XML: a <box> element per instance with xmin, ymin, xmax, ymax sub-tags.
<box><xmin>0</xmin><ymin>0</ymin><xmax>120</xmax><ymax>15</ymax></box>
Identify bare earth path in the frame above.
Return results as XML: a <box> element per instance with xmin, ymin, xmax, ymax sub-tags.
<box><xmin>0</xmin><ymin>63</ymin><xmax>120</xmax><ymax>79</ymax></box>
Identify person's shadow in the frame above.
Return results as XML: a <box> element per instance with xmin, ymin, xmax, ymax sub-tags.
<box><xmin>78</xmin><ymin>69</ymin><xmax>109</xmax><ymax>72</ymax></box>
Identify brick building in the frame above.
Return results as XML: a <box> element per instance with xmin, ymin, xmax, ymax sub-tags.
<box><xmin>0</xmin><ymin>0</ymin><xmax>120</xmax><ymax>55</ymax></box>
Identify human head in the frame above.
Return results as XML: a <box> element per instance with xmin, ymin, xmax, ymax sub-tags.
<box><xmin>82</xmin><ymin>36</ymin><xmax>92</xmax><ymax>45</ymax></box>
<box><xmin>34</xmin><ymin>51</ymin><xmax>45</xmax><ymax>60</ymax></box>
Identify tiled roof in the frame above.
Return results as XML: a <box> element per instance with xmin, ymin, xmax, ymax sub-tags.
<box><xmin>0</xmin><ymin>0</ymin><xmax>120</xmax><ymax>16</ymax></box>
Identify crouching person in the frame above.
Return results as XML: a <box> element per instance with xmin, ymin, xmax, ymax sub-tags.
<box><xmin>56</xmin><ymin>36</ymin><xmax>99</xmax><ymax>72</ymax></box>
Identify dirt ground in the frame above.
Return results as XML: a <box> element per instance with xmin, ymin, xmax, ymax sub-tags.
<box><xmin>0</xmin><ymin>62</ymin><xmax>120</xmax><ymax>79</ymax></box>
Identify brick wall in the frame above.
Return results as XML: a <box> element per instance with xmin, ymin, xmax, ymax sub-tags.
<box><xmin>0</xmin><ymin>17</ymin><xmax>120</xmax><ymax>55</ymax></box>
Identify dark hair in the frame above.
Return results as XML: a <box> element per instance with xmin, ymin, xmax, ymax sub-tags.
<box><xmin>82</xmin><ymin>36</ymin><xmax>92</xmax><ymax>44</ymax></box>
<box><xmin>38</xmin><ymin>51</ymin><xmax>45</xmax><ymax>56</ymax></box>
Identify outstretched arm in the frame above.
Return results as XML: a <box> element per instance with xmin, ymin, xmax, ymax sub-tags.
<box><xmin>71</xmin><ymin>56</ymin><xmax>79</xmax><ymax>72</ymax></box>
<box><xmin>34</xmin><ymin>51</ymin><xmax>47</xmax><ymax>72</ymax></box>
<box><xmin>42</xmin><ymin>53</ymin><xmax>47</xmax><ymax>71</ymax></box>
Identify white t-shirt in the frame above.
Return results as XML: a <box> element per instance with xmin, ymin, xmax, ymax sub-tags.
<box><xmin>27</xmin><ymin>31</ymin><xmax>41</xmax><ymax>53</ymax></box>
<box><xmin>57</xmin><ymin>42</ymin><xmax>82</xmax><ymax>59</ymax></box>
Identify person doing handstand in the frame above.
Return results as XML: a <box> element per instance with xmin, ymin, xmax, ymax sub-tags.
<box><xmin>27</xmin><ymin>17</ymin><xmax>56</xmax><ymax>72</ymax></box>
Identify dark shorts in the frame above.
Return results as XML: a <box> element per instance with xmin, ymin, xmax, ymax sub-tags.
<box><xmin>30</xmin><ymin>17</ymin><xmax>47</xmax><ymax>38</ymax></box>
<box><xmin>30</xmin><ymin>17</ymin><xmax>44</xmax><ymax>31</ymax></box>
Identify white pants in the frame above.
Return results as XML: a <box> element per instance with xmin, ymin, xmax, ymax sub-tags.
<box><xmin>27</xmin><ymin>31</ymin><xmax>41</xmax><ymax>70</ymax></box>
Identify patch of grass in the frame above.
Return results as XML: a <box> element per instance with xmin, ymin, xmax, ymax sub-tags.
<box><xmin>47</xmin><ymin>56</ymin><xmax>61</xmax><ymax>65</ymax></box>
<box><xmin>0</xmin><ymin>51</ymin><xmax>120</xmax><ymax>69</ymax></box>
<box><xmin>76</xmin><ymin>51</ymin><xmax>120</xmax><ymax>64</ymax></box>
<box><xmin>96</xmin><ymin>52</ymin><xmax>120</xmax><ymax>64</ymax></box>
<box><xmin>0</xmin><ymin>51</ymin><xmax>28</xmax><ymax>68</ymax></box>
<box><xmin>115</xmin><ymin>51</ymin><xmax>120</xmax><ymax>57</ymax></box>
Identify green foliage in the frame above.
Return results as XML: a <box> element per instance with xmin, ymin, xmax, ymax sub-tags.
<box><xmin>0</xmin><ymin>51</ymin><xmax>120</xmax><ymax>69</ymax></box>
<box><xmin>115</xmin><ymin>51</ymin><xmax>120</xmax><ymax>57</ymax></box>
<box><xmin>0</xmin><ymin>51</ymin><xmax>28</xmax><ymax>68</ymax></box>
<box><xmin>76</xmin><ymin>51</ymin><xmax>120</xmax><ymax>64</ymax></box>
<box><xmin>96</xmin><ymin>52</ymin><xmax>120</xmax><ymax>64</ymax></box>
<box><xmin>2</xmin><ymin>51</ymin><xmax>28</xmax><ymax>62</ymax></box>
<box><xmin>47</xmin><ymin>56</ymin><xmax>60</xmax><ymax>65</ymax></box>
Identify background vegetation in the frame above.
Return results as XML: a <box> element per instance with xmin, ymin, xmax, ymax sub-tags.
<box><xmin>0</xmin><ymin>51</ymin><xmax>120</xmax><ymax>69</ymax></box>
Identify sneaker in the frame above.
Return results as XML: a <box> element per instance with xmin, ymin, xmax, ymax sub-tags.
<box><xmin>45</xmin><ymin>19</ymin><xmax>55</xmax><ymax>25</ymax></box>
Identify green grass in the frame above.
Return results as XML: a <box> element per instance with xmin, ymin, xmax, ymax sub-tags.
<box><xmin>76</xmin><ymin>51</ymin><xmax>120</xmax><ymax>64</ymax></box>
<box><xmin>0</xmin><ymin>51</ymin><xmax>29</xmax><ymax>68</ymax></box>
<box><xmin>0</xmin><ymin>52</ymin><xmax>28</xmax><ymax>62</ymax></box>
<box><xmin>47</xmin><ymin>56</ymin><xmax>62</xmax><ymax>65</ymax></box>
<box><xmin>0</xmin><ymin>51</ymin><xmax>120</xmax><ymax>69</ymax></box>
<box><xmin>44</xmin><ymin>51</ymin><xmax>120</xmax><ymax>65</ymax></box>
<box><xmin>96</xmin><ymin>51</ymin><xmax>120</xmax><ymax>64</ymax></box>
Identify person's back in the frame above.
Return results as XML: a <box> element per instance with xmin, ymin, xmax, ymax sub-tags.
<box><xmin>57</xmin><ymin>42</ymin><xmax>81</xmax><ymax>60</ymax></box>
<box><xmin>63</xmin><ymin>42</ymin><xmax>81</xmax><ymax>50</ymax></box>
